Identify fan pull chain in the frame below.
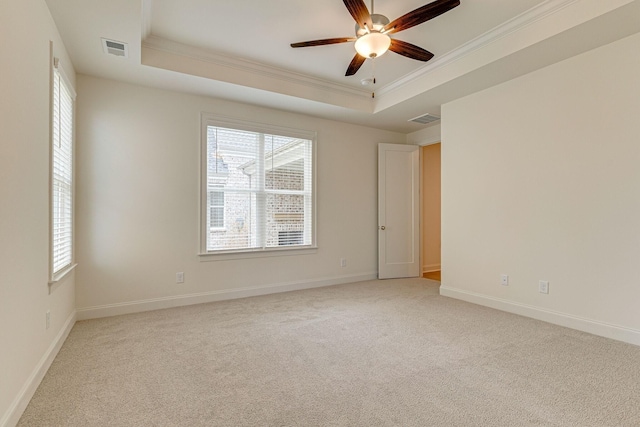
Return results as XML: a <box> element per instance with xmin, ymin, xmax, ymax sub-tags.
<box><xmin>372</xmin><ymin>58</ymin><xmax>376</xmax><ymax>98</ymax></box>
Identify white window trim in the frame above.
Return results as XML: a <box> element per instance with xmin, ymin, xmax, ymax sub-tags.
<box><xmin>199</xmin><ymin>113</ymin><xmax>317</xmax><ymax>259</ymax></box>
<box><xmin>49</xmin><ymin>55</ymin><xmax>77</xmax><ymax>284</ymax></box>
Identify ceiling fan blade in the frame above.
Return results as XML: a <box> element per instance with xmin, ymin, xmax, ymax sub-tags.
<box><xmin>345</xmin><ymin>54</ymin><xmax>366</xmax><ymax>76</ymax></box>
<box><xmin>385</xmin><ymin>0</ymin><xmax>460</xmax><ymax>34</ymax></box>
<box><xmin>291</xmin><ymin>37</ymin><xmax>356</xmax><ymax>48</ymax></box>
<box><xmin>343</xmin><ymin>0</ymin><xmax>372</xmax><ymax>29</ymax></box>
<box><xmin>389</xmin><ymin>40</ymin><xmax>435</xmax><ymax>62</ymax></box>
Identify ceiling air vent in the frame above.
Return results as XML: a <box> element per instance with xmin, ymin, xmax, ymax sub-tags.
<box><xmin>101</xmin><ymin>38</ymin><xmax>129</xmax><ymax>58</ymax></box>
<box><xmin>409</xmin><ymin>113</ymin><xmax>440</xmax><ymax>125</ymax></box>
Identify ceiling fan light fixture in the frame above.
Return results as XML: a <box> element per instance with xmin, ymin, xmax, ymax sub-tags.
<box><xmin>355</xmin><ymin>32</ymin><xmax>391</xmax><ymax>59</ymax></box>
<box><xmin>290</xmin><ymin>0</ymin><xmax>460</xmax><ymax>76</ymax></box>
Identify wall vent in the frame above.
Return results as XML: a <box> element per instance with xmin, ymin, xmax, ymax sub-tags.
<box><xmin>101</xmin><ymin>38</ymin><xmax>129</xmax><ymax>58</ymax></box>
<box><xmin>409</xmin><ymin>113</ymin><xmax>440</xmax><ymax>125</ymax></box>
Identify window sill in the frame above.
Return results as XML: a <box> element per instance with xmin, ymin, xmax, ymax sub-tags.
<box><xmin>198</xmin><ymin>246</ymin><xmax>317</xmax><ymax>262</ymax></box>
<box><xmin>48</xmin><ymin>263</ymin><xmax>77</xmax><ymax>293</ymax></box>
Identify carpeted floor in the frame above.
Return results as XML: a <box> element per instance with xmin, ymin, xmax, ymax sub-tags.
<box><xmin>18</xmin><ymin>278</ymin><xmax>640</xmax><ymax>426</ymax></box>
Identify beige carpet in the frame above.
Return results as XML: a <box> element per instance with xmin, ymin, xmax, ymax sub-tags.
<box><xmin>18</xmin><ymin>278</ymin><xmax>640</xmax><ymax>426</ymax></box>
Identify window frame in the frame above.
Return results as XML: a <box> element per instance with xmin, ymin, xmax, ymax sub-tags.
<box><xmin>199</xmin><ymin>114</ymin><xmax>317</xmax><ymax>260</ymax></box>
<box><xmin>49</xmin><ymin>57</ymin><xmax>77</xmax><ymax>283</ymax></box>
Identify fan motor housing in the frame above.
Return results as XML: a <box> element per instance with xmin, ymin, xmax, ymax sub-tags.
<box><xmin>355</xmin><ymin>14</ymin><xmax>390</xmax><ymax>36</ymax></box>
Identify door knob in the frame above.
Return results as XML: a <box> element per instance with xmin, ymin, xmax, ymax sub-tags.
<box><xmin>380</xmin><ymin>226</ymin><xmax>386</xmax><ymax>230</ymax></box>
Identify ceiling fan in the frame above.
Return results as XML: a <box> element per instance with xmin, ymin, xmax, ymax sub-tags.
<box><xmin>291</xmin><ymin>0</ymin><xmax>461</xmax><ymax>77</ymax></box>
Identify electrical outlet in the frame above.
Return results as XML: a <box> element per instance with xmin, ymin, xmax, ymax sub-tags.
<box><xmin>46</xmin><ymin>311</ymin><xmax>50</xmax><ymax>330</ymax></box>
<box><xmin>340</xmin><ymin>258</ymin><xmax>347</xmax><ymax>268</ymax></box>
<box><xmin>176</xmin><ymin>272</ymin><xmax>184</xmax><ymax>284</ymax></box>
<box><xmin>500</xmin><ymin>274</ymin><xmax>509</xmax><ymax>286</ymax></box>
<box><xmin>539</xmin><ymin>280</ymin><xmax>549</xmax><ymax>294</ymax></box>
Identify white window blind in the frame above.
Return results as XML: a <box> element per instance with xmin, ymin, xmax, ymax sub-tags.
<box><xmin>51</xmin><ymin>63</ymin><xmax>74</xmax><ymax>276</ymax></box>
<box><xmin>202</xmin><ymin>117</ymin><xmax>315</xmax><ymax>254</ymax></box>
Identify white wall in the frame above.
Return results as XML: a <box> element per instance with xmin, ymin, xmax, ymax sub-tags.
<box><xmin>407</xmin><ymin>124</ymin><xmax>441</xmax><ymax>146</ymax></box>
<box><xmin>441</xmin><ymin>32</ymin><xmax>640</xmax><ymax>345</ymax></box>
<box><xmin>0</xmin><ymin>0</ymin><xmax>76</xmax><ymax>425</ymax></box>
<box><xmin>75</xmin><ymin>76</ymin><xmax>406</xmax><ymax>317</ymax></box>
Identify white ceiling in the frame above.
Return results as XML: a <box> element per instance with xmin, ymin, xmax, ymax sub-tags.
<box><xmin>45</xmin><ymin>0</ymin><xmax>640</xmax><ymax>133</ymax></box>
<box><xmin>148</xmin><ymin>0</ymin><xmax>538</xmax><ymax>87</ymax></box>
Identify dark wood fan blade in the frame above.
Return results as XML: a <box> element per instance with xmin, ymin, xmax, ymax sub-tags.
<box><xmin>291</xmin><ymin>37</ymin><xmax>355</xmax><ymax>48</ymax></box>
<box><xmin>385</xmin><ymin>0</ymin><xmax>460</xmax><ymax>34</ymax></box>
<box><xmin>345</xmin><ymin>54</ymin><xmax>366</xmax><ymax>76</ymax></box>
<box><xmin>389</xmin><ymin>39</ymin><xmax>434</xmax><ymax>62</ymax></box>
<box><xmin>343</xmin><ymin>0</ymin><xmax>372</xmax><ymax>29</ymax></box>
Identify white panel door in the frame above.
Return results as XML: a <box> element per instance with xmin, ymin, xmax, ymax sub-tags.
<box><xmin>378</xmin><ymin>143</ymin><xmax>420</xmax><ymax>279</ymax></box>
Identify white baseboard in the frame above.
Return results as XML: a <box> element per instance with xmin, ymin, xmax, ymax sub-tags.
<box><xmin>440</xmin><ymin>286</ymin><xmax>640</xmax><ymax>347</ymax></box>
<box><xmin>422</xmin><ymin>264</ymin><xmax>441</xmax><ymax>273</ymax></box>
<box><xmin>1</xmin><ymin>310</ymin><xmax>76</xmax><ymax>427</ymax></box>
<box><xmin>77</xmin><ymin>272</ymin><xmax>378</xmax><ymax>320</ymax></box>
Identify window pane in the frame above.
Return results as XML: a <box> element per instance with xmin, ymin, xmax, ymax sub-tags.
<box><xmin>208</xmin><ymin>126</ymin><xmax>259</xmax><ymax>191</ymax></box>
<box><xmin>265</xmin><ymin>193</ymin><xmax>309</xmax><ymax>247</ymax></box>
<box><xmin>52</xmin><ymin>69</ymin><xmax>74</xmax><ymax>274</ymax></box>
<box><xmin>207</xmin><ymin>192</ymin><xmax>257</xmax><ymax>251</ymax></box>
<box><xmin>265</xmin><ymin>139</ymin><xmax>309</xmax><ymax>191</ymax></box>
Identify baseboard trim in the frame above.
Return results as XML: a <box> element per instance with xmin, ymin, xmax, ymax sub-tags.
<box><xmin>1</xmin><ymin>310</ymin><xmax>76</xmax><ymax>427</ymax></box>
<box><xmin>422</xmin><ymin>264</ymin><xmax>441</xmax><ymax>274</ymax></box>
<box><xmin>440</xmin><ymin>286</ymin><xmax>640</xmax><ymax>347</ymax></box>
<box><xmin>77</xmin><ymin>272</ymin><xmax>378</xmax><ymax>320</ymax></box>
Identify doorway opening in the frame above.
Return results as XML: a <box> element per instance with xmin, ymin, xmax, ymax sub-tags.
<box><xmin>421</xmin><ymin>143</ymin><xmax>441</xmax><ymax>282</ymax></box>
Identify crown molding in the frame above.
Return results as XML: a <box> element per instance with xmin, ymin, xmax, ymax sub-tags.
<box><xmin>376</xmin><ymin>0</ymin><xmax>580</xmax><ymax>97</ymax></box>
<box><xmin>142</xmin><ymin>35</ymin><xmax>373</xmax><ymax>101</ymax></box>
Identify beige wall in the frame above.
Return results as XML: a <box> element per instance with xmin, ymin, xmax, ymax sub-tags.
<box><xmin>441</xmin><ymin>32</ymin><xmax>640</xmax><ymax>345</ymax></box>
<box><xmin>421</xmin><ymin>144</ymin><xmax>441</xmax><ymax>273</ymax></box>
<box><xmin>0</xmin><ymin>0</ymin><xmax>76</xmax><ymax>424</ymax></box>
<box><xmin>407</xmin><ymin>124</ymin><xmax>441</xmax><ymax>146</ymax></box>
<box><xmin>74</xmin><ymin>75</ymin><xmax>406</xmax><ymax>316</ymax></box>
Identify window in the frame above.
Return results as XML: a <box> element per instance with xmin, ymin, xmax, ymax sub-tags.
<box><xmin>201</xmin><ymin>115</ymin><xmax>316</xmax><ymax>255</ymax></box>
<box><xmin>208</xmin><ymin>189</ymin><xmax>225</xmax><ymax>229</ymax></box>
<box><xmin>278</xmin><ymin>230</ymin><xmax>303</xmax><ymax>246</ymax></box>
<box><xmin>50</xmin><ymin>59</ymin><xmax>75</xmax><ymax>280</ymax></box>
